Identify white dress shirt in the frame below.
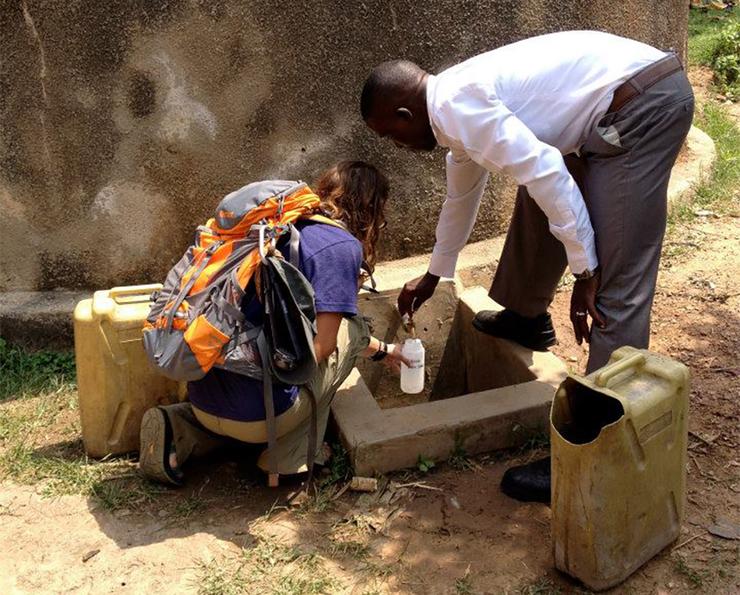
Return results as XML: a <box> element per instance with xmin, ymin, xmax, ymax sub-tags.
<box><xmin>425</xmin><ymin>30</ymin><xmax>666</xmax><ymax>277</ymax></box>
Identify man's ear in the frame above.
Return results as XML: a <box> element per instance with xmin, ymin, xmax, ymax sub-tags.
<box><xmin>396</xmin><ymin>107</ymin><xmax>413</xmax><ymax>121</ymax></box>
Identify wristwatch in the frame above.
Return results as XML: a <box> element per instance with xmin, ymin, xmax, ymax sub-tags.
<box><xmin>371</xmin><ymin>341</ymin><xmax>389</xmax><ymax>361</ymax></box>
<box><xmin>573</xmin><ymin>267</ymin><xmax>599</xmax><ymax>281</ymax></box>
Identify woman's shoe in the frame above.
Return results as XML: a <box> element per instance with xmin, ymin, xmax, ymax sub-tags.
<box><xmin>139</xmin><ymin>407</ymin><xmax>184</xmax><ymax>486</ymax></box>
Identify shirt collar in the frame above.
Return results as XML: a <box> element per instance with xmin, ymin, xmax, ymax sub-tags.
<box><xmin>425</xmin><ymin>74</ymin><xmax>445</xmax><ymax>146</ymax></box>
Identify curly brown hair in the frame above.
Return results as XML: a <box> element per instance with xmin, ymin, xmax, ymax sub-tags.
<box><xmin>314</xmin><ymin>161</ymin><xmax>389</xmax><ymax>271</ymax></box>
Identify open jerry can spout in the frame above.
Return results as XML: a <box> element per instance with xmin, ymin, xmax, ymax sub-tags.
<box><xmin>550</xmin><ymin>346</ymin><xmax>690</xmax><ymax>591</ymax></box>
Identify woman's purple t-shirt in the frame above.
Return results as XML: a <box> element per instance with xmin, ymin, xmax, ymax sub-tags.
<box><xmin>187</xmin><ymin>221</ymin><xmax>362</xmax><ymax>422</ymax></box>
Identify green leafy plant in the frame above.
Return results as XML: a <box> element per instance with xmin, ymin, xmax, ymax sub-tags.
<box><xmin>688</xmin><ymin>5</ymin><xmax>738</xmax><ymax>66</ymax></box>
<box><xmin>318</xmin><ymin>442</ymin><xmax>352</xmax><ymax>488</ymax></box>
<box><xmin>416</xmin><ymin>454</ymin><xmax>435</xmax><ymax>473</ymax></box>
<box><xmin>712</xmin><ymin>20</ymin><xmax>740</xmax><ymax>99</ymax></box>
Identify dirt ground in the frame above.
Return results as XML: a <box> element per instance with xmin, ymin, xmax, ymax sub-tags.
<box><xmin>1</xmin><ymin>90</ymin><xmax>739</xmax><ymax>594</ymax></box>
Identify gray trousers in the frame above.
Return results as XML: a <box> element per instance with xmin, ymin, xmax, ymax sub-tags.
<box><xmin>490</xmin><ymin>70</ymin><xmax>695</xmax><ymax>373</ymax></box>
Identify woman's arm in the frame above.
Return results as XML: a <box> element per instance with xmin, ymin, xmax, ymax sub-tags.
<box><xmin>314</xmin><ymin>312</ymin><xmax>343</xmax><ymax>362</ymax></box>
<box><xmin>315</xmin><ymin>313</ymin><xmax>410</xmax><ymax>373</ymax></box>
<box><xmin>361</xmin><ymin>336</ymin><xmax>383</xmax><ymax>359</ymax></box>
<box><xmin>362</xmin><ymin>336</ymin><xmax>410</xmax><ymax>374</ymax></box>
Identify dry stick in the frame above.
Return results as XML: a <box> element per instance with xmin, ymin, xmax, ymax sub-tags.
<box><xmin>394</xmin><ymin>482</ymin><xmax>443</xmax><ymax>492</ymax></box>
<box><xmin>709</xmin><ymin>366</ymin><xmax>740</xmax><ymax>375</ymax></box>
<box><xmin>689</xmin><ymin>430</ymin><xmax>718</xmax><ymax>446</ymax></box>
<box><xmin>332</xmin><ymin>481</ymin><xmax>351</xmax><ymax>501</ymax></box>
<box><xmin>690</xmin><ymin>454</ymin><xmax>707</xmax><ymax>478</ymax></box>
<box><xmin>665</xmin><ymin>241</ymin><xmax>700</xmax><ymax>248</ymax></box>
<box><xmin>672</xmin><ymin>533</ymin><xmax>705</xmax><ymax>552</ymax></box>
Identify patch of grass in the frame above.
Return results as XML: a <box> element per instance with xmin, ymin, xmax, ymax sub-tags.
<box><xmin>0</xmin><ymin>388</ymin><xmax>160</xmax><ymax>510</ymax></box>
<box><xmin>520</xmin><ymin>577</ymin><xmax>563</xmax><ymax>595</ymax></box>
<box><xmin>294</xmin><ymin>482</ymin><xmax>339</xmax><ymax>515</ymax></box>
<box><xmin>195</xmin><ymin>538</ymin><xmax>339</xmax><ymax>595</ymax></box>
<box><xmin>358</xmin><ymin>559</ymin><xmax>395</xmax><ymax>580</ymax></box>
<box><xmin>328</xmin><ymin>539</ymin><xmax>370</xmax><ymax>560</ymax></box>
<box><xmin>670</xmin><ymin>101</ymin><xmax>740</xmax><ymax>227</ymax></box>
<box><xmin>7</xmin><ymin>443</ymin><xmax>158</xmax><ymax>510</ymax></box>
<box><xmin>195</xmin><ymin>557</ymin><xmax>248</xmax><ymax>595</ymax></box>
<box><xmin>688</xmin><ymin>6</ymin><xmax>739</xmax><ymax>67</ymax></box>
<box><xmin>92</xmin><ymin>476</ymin><xmax>164</xmax><ymax>511</ymax></box>
<box><xmin>172</xmin><ymin>493</ymin><xmax>206</xmax><ymax>520</ymax></box>
<box><xmin>448</xmin><ymin>437</ymin><xmax>477</xmax><ymax>471</ymax></box>
<box><xmin>0</xmin><ymin>338</ymin><xmax>76</xmax><ymax>401</ymax></box>
<box><xmin>318</xmin><ymin>441</ymin><xmax>351</xmax><ymax>488</ymax></box>
<box><xmin>511</xmin><ymin>424</ymin><xmax>550</xmax><ymax>453</ymax></box>
<box><xmin>455</xmin><ymin>570</ymin><xmax>475</xmax><ymax>594</ymax></box>
<box><xmin>673</xmin><ymin>555</ymin><xmax>708</xmax><ymax>589</ymax></box>
<box><xmin>290</xmin><ymin>442</ymin><xmax>354</xmax><ymax>515</ymax></box>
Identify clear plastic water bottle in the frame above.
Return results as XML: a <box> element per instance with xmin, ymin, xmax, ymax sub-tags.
<box><xmin>400</xmin><ymin>338</ymin><xmax>425</xmax><ymax>394</ymax></box>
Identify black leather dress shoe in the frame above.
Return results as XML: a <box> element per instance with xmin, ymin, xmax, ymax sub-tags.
<box><xmin>500</xmin><ymin>456</ymin><xmax>551</xmax><ymax>504</ymax></box>
<box><xmin>472</xmin><ymin>309</ymin><xmax>556</xmax><ymax>351</ymax></box>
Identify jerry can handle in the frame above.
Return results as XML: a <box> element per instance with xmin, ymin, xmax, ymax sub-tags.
<box><xmin>109</xmin><ymin>284</ymin><xmax>163</xmax><ymax>303</ymax></box>
<box><xmin>595</xmin><ymin>352</ymin><xmax>646</xmax><ymax>387</ymax></box>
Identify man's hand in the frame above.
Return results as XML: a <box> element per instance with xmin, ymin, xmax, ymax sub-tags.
<box><xmin>398</xmin><ymin>272</ymin><xmax>440</xmax><ymax>317</ymax></box>
<box><xmin>382</xmin><ymin>343</ymin><xmax>412</xmax><ymax>375</ymax></box>
<box><xmin>570</xmin><ymin>272</ymin><xmax>606</xmax><ymax>345</ymax></box>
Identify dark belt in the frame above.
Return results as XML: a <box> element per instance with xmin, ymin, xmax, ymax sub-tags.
<box><xmin>608</xmin><ymin>54</ymin><xmax>683</xmax><ymax>114</ymax></box>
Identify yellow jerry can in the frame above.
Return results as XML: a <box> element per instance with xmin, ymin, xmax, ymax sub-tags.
<box><xmin>74</xmin><ymin>285</ymin><xmax>183</xmax><ymax>458</ymax></box>
<box><xmin>551</xmin><ymin>346</ymin><xmax>690</xmax><ymax>591</ymax></box>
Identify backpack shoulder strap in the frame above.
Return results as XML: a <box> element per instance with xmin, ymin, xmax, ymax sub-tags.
<box><xmin>284</xmin><ymin>214</ymin><xmax>348</xmax><ymax>267</ymax></box>
<box><xmin>305</xmin><ymin>213</ymin><xmax>347</xmax><ymax>229</ymax></box>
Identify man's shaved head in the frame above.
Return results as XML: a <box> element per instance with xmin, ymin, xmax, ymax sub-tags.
<box><xmin>360</xmin><ymin>60</ymin><xmax>426</xmax><ymax>121</ymax></box>
<box><xmin>360</xmin><ymin>60</ymin><xmax>437</xmax><ymax>152</ymax></box>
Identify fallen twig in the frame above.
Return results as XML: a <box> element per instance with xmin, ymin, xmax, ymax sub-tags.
<box><xmin>690</xmin><ymin>454</ymin><xmax>706</xmax><ymax>477</ymax></box>
<box><xmin>81</xmin><ymin>549</ymin><xmax>100</xmax><ymax>563</ymax></box>
<box><xmin>672</xmin><ymin>533</ymin><xmax>704</xmax><ymax>552</ymax></box>
<box><xmin>332</xmin><ymin>481</ymin><xmax>351</xmax><ymax>501</ymax></box>
<box><xmin>394</xmin><ymin>482</ymin><xmax>444</xmax><ymax>492</ymax></box>
<box><xmin>689</xmin><ymin>430</ymin><xmax>719</xmax><ymax>446</ymax></box>
<box><xmin>709</xmin><ymin>366</ymin><xmax>740</xmax><ymax>376</ymax></box>
<box><xmin>666</xmin><ymin>241</ymin><xmax>700</xmax><ymax>248</ymax></box>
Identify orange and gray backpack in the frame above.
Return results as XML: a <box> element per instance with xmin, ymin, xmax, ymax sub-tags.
<box><xmin>143</xmin><ymin>180</ymin><xmax>342</xmax><ymax>485</ymax></box>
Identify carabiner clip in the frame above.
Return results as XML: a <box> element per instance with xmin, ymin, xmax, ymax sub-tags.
<box><xmin>258</xmin><ymin>224</ymin><xmax>277</xmax><ymax>263</ymax></box>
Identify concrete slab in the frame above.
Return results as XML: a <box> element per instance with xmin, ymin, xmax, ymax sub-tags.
<box><xmin>332</xmin><ymin>285</ymin><xmax>567</xmax><ymax>475</ymax></box>
<box><xmin>668</xmin><ymin>125</ymin><xmax>716</xmax><ymax>208</ymax></box>
<box><xmin>332</xmin><ymin>369</ymin><xmax>555</xmax><ymax>476</ymax></box>
<box><xmin>0</xmin><ymin>290</ymin><xmax>88</xmax><ymax>350</ymax></box>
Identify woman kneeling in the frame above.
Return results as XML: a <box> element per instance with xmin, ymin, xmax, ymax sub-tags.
<box><xmin>139</xmin><ymin>161</ymin><xmax>405</xmax><ymax>485</ymax></box>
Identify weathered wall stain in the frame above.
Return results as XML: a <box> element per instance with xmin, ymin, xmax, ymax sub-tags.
<box><xmin>0</xmin><ymin>0</ymin><xmax>688</xmax><ymax>291</ymax></box>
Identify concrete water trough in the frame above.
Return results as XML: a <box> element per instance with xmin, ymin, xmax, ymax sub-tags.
<box><xmin>331</xmin><ymin>274</ymin><xmax>568</xmax><ymax>476</ymax></box>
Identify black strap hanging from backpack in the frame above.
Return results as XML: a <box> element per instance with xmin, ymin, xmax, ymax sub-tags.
<box><xmin>256</xmin><ymin>248</ymin><xmax>320</xmax><ymax>487</ymax></box>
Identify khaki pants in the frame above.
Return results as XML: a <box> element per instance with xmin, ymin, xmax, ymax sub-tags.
<box><xmin>161</xmin><ymin>316</ymin><xmax>369</xmax><ymax>475</ymax></box>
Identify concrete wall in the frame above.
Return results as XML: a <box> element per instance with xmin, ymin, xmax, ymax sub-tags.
<box><xmin>0</xmin><ymin>0</ymin><xmax>688</xmax><ymax>291</ymax></box>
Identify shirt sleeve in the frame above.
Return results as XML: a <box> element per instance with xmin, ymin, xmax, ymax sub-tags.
<box><xmin>301</xmin><ymin>238</ymin><xmax>361</xmax><ymax>316</ymax></box>
<box><xmin>437</xmin><ymin>85</ymin><xmax>599</xmax><ymax>274</ymax></box>
<box><xmin>428</xmin><ymin>149</ymin><xmax>489</xmax><ymax>278</ymax></box>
